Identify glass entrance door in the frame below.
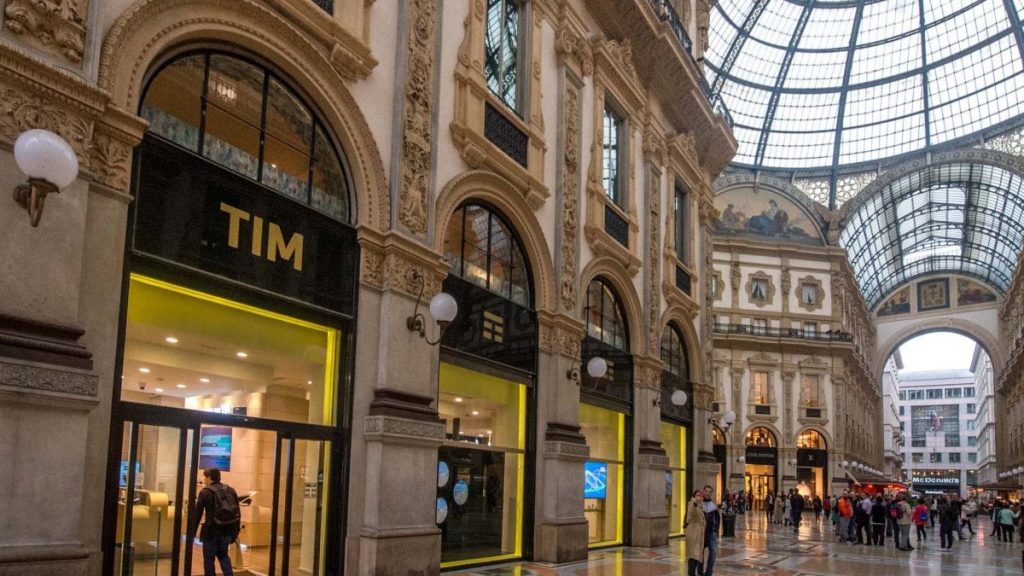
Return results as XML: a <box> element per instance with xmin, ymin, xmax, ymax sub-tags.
<box><xmin>112</xmin><ymin>418</ymin><xmax>332</xmax><ymax>576</ymax></box>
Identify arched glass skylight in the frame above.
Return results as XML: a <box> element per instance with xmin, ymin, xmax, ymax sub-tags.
<box><xmin>839</xmin><ymin>162</ymin><xmax>1024</xmax><ymax>307</ymax></box>
<box><xmin>706</xmin><ymin>0</ymin><xmax>1024</xmax><ymax>179</ymax></box>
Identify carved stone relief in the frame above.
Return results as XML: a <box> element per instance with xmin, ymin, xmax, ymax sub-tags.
<box><xmin>647</xmin><ymin>164</ymin><xmax>661</xmax><ymax>355</ymax></box>
<box><xmin>559</xmin><ymin>81</ymin><xmax>581</xmax><ymax>312</ymax></box>
<box><xmin>398</xmin><ymin>0</ymin><xmax>437</xmax><ymax>237</ymax></box>
<box><xmin>4</xmin><ymin>0</ymin><xmax>86</xmax><ymax>65</ymax></box>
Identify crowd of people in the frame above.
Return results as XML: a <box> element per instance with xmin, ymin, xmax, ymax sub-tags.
<box><xmin>683</xmin><ymin>484</ymin><xmax>1018</xmax><ymax>576</ymax></box>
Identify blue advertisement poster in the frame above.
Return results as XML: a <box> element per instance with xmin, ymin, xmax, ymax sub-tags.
<box><xmin>199</xmin><ymin>426</ymin><xmax>233</xmax><ymax>470</ymax></box>
<box><xmin>584</xmin><ymin>461</ymin><xmax>607</xmax><ymax>499</ymax></box>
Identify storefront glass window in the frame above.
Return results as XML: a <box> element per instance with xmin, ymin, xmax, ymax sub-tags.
<box><xmin>661</xmin><ymin>422</ymin><xmax>688</xmax><ymax>537</ymax></box>
<box><xmin>437</xmin><ymin>362</ymin><xmax>525</xmax><ymax>567</ymax></box>
<box><xmin>119</xmin><ymin>275</ymin><xmax>340</xmax><ymax>426</ymax></box>
<box><xmin>443</xmin><ymin>204</ymin><xmax>531</xmax><ymax>308</ymax></box>
<box><xmin>580</xmin><ymin>403</ymin><xmax>624</xmax><ymax>547</ymax></box>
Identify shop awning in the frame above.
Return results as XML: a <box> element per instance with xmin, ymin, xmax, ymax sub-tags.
<box><xmin>845</xmin><ymin>469</ymin><xmax>899</xmax><ymax>486</ymax></box>
<box><xmin>969</xmin><ymin>481</ymin><xmax>1022</xmax><ymax>491</ymax></box>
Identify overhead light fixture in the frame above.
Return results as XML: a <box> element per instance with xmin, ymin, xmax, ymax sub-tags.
<box><xmin>199</xmin><ymin>377</ymin><xmax>210</xmax><ymax>383</ymax></box>
<box><xmin>165</xmin><ymin>336</ymin><xmax>179</xmax><ymax>344</ymax></box>
<box><xmin>139</xmin><ymin>367</ymin><xmax>151</xmax><ymax>374</ymax></box>
<box><xmin>708</xmin><ymin>409</ymin><xmax>737</xmax><ymax>432</ymax></box>
<box><xmin>154</xmin><ymin>387</ymin><xmax>164</xmax><ymax>393</ymax></box>
<box><xmin>176</xmin><ymin>384</ymin><xmax>187</xmax><ymax>389</ymax></box>
<box><xmin>306</xmin><ymin>380</ymin><xmax>312</xmax><ymax>385</ymax></box>
<box><xmin>405</xmin><ymin>270</ymin><xmax>458</xmax><ymax>345</ymax></box>
<box><xmin>12</xmin><ymin>129</ymin><xmax>80</xmax><ymax>227</ymax></box>
<box><xmin>236</xmin><ymin>351</ymin><xmax>248</xmax><ymax>358</ymax></box>
<box><xmin>471</xmin><ymin>410</ymin><xmax>479</xmax><ymax>416</ymax></box>
<box><xmin>454</xmin><ymin>397</ymin><xmax>463</xmax><ymax>403</ymax></box>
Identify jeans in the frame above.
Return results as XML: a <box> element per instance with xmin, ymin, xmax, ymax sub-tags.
<box><xmin>838</xmin><ymin>517</ymin><xmax>851</xmax><ymax>541</ymax></box>
<box><xmin>916</xmin><ymin>524</ymin><xmax>927</xmax><ymax>541</ymax></box>
<box><xmin>202</xmin><ymin>534</ymin><xmax>234</xmax><ymax>576</ymax></box>
<box><xmin>889</xmin><ymin>518</ymin><xmax>899</xmax><ymax>548</ymax></box>
<box><xmin>704</xmin><ymin>532</ymin><xmax>719</xmax><ymax>576</ymax></box>
<box><xmin>940</xmin><ymin>523</ymin><xmax>954</xmax><ymax>549</ymax></box>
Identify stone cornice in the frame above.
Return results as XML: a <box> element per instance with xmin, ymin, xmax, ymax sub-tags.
<box><xmin>357</xmin><ymin>228</ymin><xmax>449</xmax><ymax>297</ymax></box>
<box><xmin>538</xmin><ymin>311</ymin><xmax>586</xmax><ymax>359</ymax></box>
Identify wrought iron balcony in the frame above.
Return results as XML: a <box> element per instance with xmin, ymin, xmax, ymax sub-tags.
<box><xmin>712</xmin><ymin>323</ymin><xmax>853</xmax><ymax>342</ymax></box>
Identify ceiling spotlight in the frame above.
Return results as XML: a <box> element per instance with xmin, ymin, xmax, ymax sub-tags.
<box><xmin>486</xmin><ymin>430</ymin><xmax>492</xmax><ymax>434</ymax></box>
<box><xmin>454</xmin><ymin>397</ymin><xmax>463</xmax><ymax>403</ymax></box>
<box><xmin>154</xmin><ymin>387</ymin><xmax>164</xmax><ymax>393</ymax></box>
<box><xmin>306</xmin><ymin>380</ymin><xmax>312</xmax><ymax>385</ymax></box>
<box><xmin>236</xmin><ymin>351</ymin><xmax>248</xmax><ymax>358</ymax></box>
<box><xmin>165</xmin><ymin>336</ymin><xmax>179</xmax><ymax>344</ymax></box>
<box><xmin>471</xmin><ymin>410</ymin><xmax>479</xmax><ymax>416</ymax></box>
<box><xmin>139</xmin><ymin>367</ymin><xmax>151</xmax><ymax>374</ymax></box>
<box><xmin>199</xmin><ymin>378</ymin><xmax>210</xmax><ymax>383</ymax></box>
<box><xmin>176</xmin><ymin>384</ymin><xmax>187</xmax><ymax>389</ymax></box>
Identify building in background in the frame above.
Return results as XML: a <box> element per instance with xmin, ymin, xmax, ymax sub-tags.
<box><xmin>882</xmin><ymin>354</ymin><xmax>906</xmax><ymax>480</ymax></box>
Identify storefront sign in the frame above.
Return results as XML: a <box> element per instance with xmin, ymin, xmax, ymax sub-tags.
<box><xmin>797</xmin><ymin>448</ymin><xmax>827</xmax><ymax>467</ymax></box>
<box><xmin>133</xmin><ymin>137</ymin><xmax>357</xmax><ymax>316</ymax></box>
<box><xmin>912</xmin><ymin>476</ymin><xmax>959</xmax><ymax>485</ymax></box>
<box><xmin>745</xmin><ymin>447</ymin><xmax>777</xmax><ymax>465</ymax></box>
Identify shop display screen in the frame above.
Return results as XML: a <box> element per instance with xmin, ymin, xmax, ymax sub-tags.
<box><xmin>584</xmin><ymin>461</ymin><xmax>607</xmax><ymax>499</ymax></box>
<box><xmin>199</xmin><ymin>426</ymin><xmax>233</xmax><ymax>470</ymax></box>
<box><xmin>119</xmin><ymin>460</ymin><xmax>141</xmax><ymax>488</ymax></box>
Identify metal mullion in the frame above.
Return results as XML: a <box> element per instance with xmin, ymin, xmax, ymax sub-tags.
<box><xmin>198</xmin><ymin>54</ymin><xmax>211</xmax><ymax>155</ymax></box>
<box><xmin>307</xmin><ymin>122</ymin><xmax>318</xmax><ymax>206</ymax></box>
<box><xmin>830</xmin><ymin>0</ymin><xmax>866</xmax><ymax>207</ymax></box>
<box><xmin>257</xmin><ymin>71</ymin><xmax>270</xmax><ymax>183</ymax></box>
<box><xmin>168</xmin><ymin>428</ymin><xmax>188</xmax><ymax>576</ymax></box>
<box><xmin>460</xmin><ymin>206</ymin><xmax>468</xmax><ymax>277</ymax></box>
<box><xmin>485</xmin><ymin>211</ymin><xmax>494</xmax><ymax>292</ymax></box>
<box><xmin>1002</xmin><ymin>0</ymin><xmax>1024</xmax><ymax>65</ymax></box>
<box><xmin>710</xmin><ymin>0</ymin><xmax>771</xmax><ymax>96</ymax></box>
<box><xmin>281</xmin><ymin>437</ymin><xmax>298</xmax><ymax>575</ymax></box>
<box><xmin>120</xmin><ymin>422</ymin><xmax>140</xmax><ymax>576</ymax></box>
<box><xmin>268</xmin><ymin>435</ymin><xmax>284</xmax><ymax>576</ymax></box>
<box><xmin>183</xmin><ymin>426</ymin><xmax>201</xmax><ymax>575</ymax></box>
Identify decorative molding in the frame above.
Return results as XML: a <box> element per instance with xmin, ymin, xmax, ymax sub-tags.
<box><xmin>538</xmin><ymin>313</ymin><xmax>585</xmax><ymax>360</ymax></box>
<box><xmin>4</xmin><ymin>0</ymin><xmax>86</xmax><ymax>65</ymax></box>
<box><xmin>796</xmin><ymin>275</ymin><xmax>825</xmax><ymax>312</ymax></box>
<box><xmin>358</xmin><ymin>230</ymin><xmax>447</xmax><ymax>297</ymax></box>
<box><xmin>0</xmin><ymin>358</ymin><xmax>97</xmax><ymax>397</ymax></box>
<box><xmin>397</xmin><ymin>0</ymin><xmax>437</xmax><ymax>237</ymax></box>
<box><xmin>634</xmin><ymin>356</ymin><xmax>664</xmax><ymax>391</ymax></box>
<box><xmin>559</xmin><ymin>80</ymin><xmax>582</xmax><ymax>313</ymax></box>
<box><xmin>647</xmin><ymin>163</ymin><xmax>662</xmax><ymax>355</ymax></box>
<box><xmin>543</xmin><ymin>440</ymin><xmax>590</xmax><ymax>459</ymax></box>
<box><xmin>363</xmin><ymin>415</ymin><xmax>446</xmax><ymax>442</ymax></box>
<box><xmin>554</xmin><ymin>7</ymin><xmax>592</xmax><ymax>78</ymax></box>
<box><xmin>745</xmin><ymin>270</ymin><xmax>776</xmax><ymax>308</ymax></box>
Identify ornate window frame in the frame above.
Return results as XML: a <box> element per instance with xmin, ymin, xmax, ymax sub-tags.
<box><xmin>745</xmin><ymin>271</ymin><xmax>775</xmax><ymax>307</ymax></box>
<box><xmin>584</xmin><ymin>38</ymin><xmax>646</xmax><ymax>276</ymax></box>
<box><xmin>747</xmin><ymin>353</ymin><xmax>778</xmax><ymax>423</ymax></box>
<box><xmin>797</xmin><ymin>275</ymin><xmax>825</xmax><ymax>312</ymax></box>
<box><xmin>797</xmin><ymin>356</ymin><xmax>829</xmax><ymax>424</ymax></box>
<box><xmin>452</xmin><ymin>0</ymin><xmax>548</xmax><ymax>208</ymax></box>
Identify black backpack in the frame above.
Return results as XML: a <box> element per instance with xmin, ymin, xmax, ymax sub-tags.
<box><xmin>209</xmin><ymin>484</ymin><xmax>241</xmax><ymax>527</ymax></box>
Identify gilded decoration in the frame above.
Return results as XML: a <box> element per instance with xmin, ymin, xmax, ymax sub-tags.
<box><xmin>4</xmin><ymin>0</ymin><xmax>86</xmax><ymax>65</ymax></box>
<box><xmin>98</xmin><ymin>0</ymin><xmax>389</xmax><ymax>229</ymax></box>
<box><xmin>559</xmin><ymin>81</ymin><xmax>582</xmax><ymax>313</ymax></box>
<box><xmin>397</xmin><ymin>0</ymin><xmax>437</xmax><ymax>237</ymax></box>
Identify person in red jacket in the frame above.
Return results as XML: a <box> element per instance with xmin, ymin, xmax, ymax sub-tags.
<box><xmin>913</xmin><ymin>498</ymin><xmax>930</xmax><ymax>542</ymax></box>
<box><xmin>837</xmin><ymin>493</ymin><xmax>854</xmax><ymax>544</ymax></box>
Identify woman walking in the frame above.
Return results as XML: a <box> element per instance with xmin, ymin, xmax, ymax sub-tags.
<box><xmin>913</xmin><ymin>498</ymin><xmax>929</xmax><ymax>543</ymax></box>
<box><xmin>774</xmin><ymin>492</ymin><xmax>785</xmax><ymax>525</ymax></box>
<box><xmin>685</xmin><ymin>490</ymin><xmax>706</xmax><ymax>576</ymax></box>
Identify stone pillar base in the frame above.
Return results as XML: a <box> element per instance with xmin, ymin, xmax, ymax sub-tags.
<box><xmin>536</xmin><ymin>518</ymin><xmax>589</xmax><ymax>564</ymax></box>
<box><xmin>632</xmin><ymin>514</ymin><xmax>669</xmax><ymax>548</ymax></box>
<box><xmin>0</xmin><ymin>545</ymin><xmax>95</xmax><ymax>576</ymax></box>
<box><xmin>359</xmin><ymin>530</ymin><xmax>441</xmax><ymax>576</ymax></box>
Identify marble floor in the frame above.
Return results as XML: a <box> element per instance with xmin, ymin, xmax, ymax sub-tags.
<box><xmin>447</xmin><ymin>513</ymin><xmax>1021</xmax><ymax>575</ymax></box>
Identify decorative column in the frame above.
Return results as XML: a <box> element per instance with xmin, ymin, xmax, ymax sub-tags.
<box><xmin>781</xmin><ymin>370</ymin><xmax>796</xmax><ymax>489</ymax></box>
<box><xmin>729</xmin><ymin>367</ymin><xmax>746</xmax><ymax>491</ymax></box>
<box><xmin>693</xmin><ymin>194</ymin><xmax>720</xmax><ymax>493</ymax></box>
<box><xmin>632</xmin><ymin>356</ymin><xmax>669</xmax><ymax>548</ymax></box>
<box><xmin>535</xmin><ymin>315</ymin><xmax>590</xmax><ymax>563</ymax></box>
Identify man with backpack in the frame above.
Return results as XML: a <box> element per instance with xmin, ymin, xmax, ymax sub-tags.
<box><xmin>192</xmin><ymin>467</ymin><xmax>241</xmax><ymax>576</ymax></box>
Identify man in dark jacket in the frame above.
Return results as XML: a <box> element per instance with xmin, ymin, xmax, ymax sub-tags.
<box><xmin>192</xmin><ymin>467</ymin><xmax>241</xmax><ymax>576</ymax></box>
<box><xmin>790</xmin><ymin>491</ymin><xmax>805</xmax><ymax>533</ymax></box>
<box><xmin>702</xmin><ymin>485</ymin><xmax>722</xmax><ymax>576</ymax></box>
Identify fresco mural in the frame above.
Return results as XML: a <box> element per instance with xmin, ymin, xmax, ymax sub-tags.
<box><xmin>957</xmin><ymin>278</ymin><xmax>997</xmax><ymax>306</ymax></box>
<box><xmin>713</xmin><ymin>188</ymin><xmax>821</xmax><ymax>244</ymax></box>
<box><xmin>917</xmin><ymin>278</ymin><xmax>950</xmax><ymax>311</ymax></box>
<box><xmin>876</xmin><ymin>287</ymin><xmax>911</xmax><ymax>317</ymax></box>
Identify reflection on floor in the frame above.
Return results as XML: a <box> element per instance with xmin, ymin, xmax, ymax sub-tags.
<box><xmin>117</xmin><ymin>542</ymin><xmax>303</xmax><ymax>576</ymax></box>
<box><xmin>446</xmin><ymin>513</ymin><xmax>1020</xmax><ymax>575</ymax></box>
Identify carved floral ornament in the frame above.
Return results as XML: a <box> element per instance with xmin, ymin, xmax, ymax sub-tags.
<box><xmin>554</xmin><ymin>12</ymin><xmax>592</xmax><ymax>77</ymax></box>
<box><xmin>4</xmin><ymin>0</ymin><xmax>87</xmax><ymax>65</ymax></box>
<box><xmin>559</xmin><ymin>82</ymin><xmax>582</xmax><ymax>312</ymax></box>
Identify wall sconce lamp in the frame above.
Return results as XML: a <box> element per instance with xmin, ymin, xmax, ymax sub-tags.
<box><xmin>406</xmin><ymin>271</ymin><xmax>458</xmax><ymax>345</ymax></box>
<box><xmin>737</xmin><ymin>456</ymin><xmax>745</xmax><ymax>464</ymax></box>
<box><xmin>708</xmin><ymin>409</ymin><xmax>736</xmax><ymax>431</ymax></box>
<box><xmin>12</xmin><ymin>129</ymin><xmax>79</xmax><ymax>227</ymax></box>
<box><xmin>653</xmin><ymin>389</ymin><xmax>688</xmax><ymax>408</ymax></box>
<box><xmin>788</xmin><ymin>459</ymin><xmax>797</xmax><ymax>467</ymax></box>
<box><xmin>568</xmin><ymin>356</ymin><xmax>607</xmax><ymax>385</ymax></box>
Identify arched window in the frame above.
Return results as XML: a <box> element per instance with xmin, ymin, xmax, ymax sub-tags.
<box><xmin>797</xmin><ymin>430</ymin><xmax>827</xmax><ymax>450</ymax></box>
<box><xmin>745</xmin><ymin>427</ymin><xmax>776</xmax><ymax>448</ymax></box>
<box><xmin>443</xmin><ymin>203</ymin><xmax>531</xmax><ymax>307</ymax></box>
<box><xmin>660</xmin><ymin>323</ymin><xmax>688</xmax><ymax>377</ymax></box>
<box><xmin>712</xmin><ymin>426</ymin><xmax>725</xmax><ymax>445</ymax></box>
<box><xmin>584</xmin><ymin>278</ymin><xmax>628</xmax><ymax>352</ymax></box>
<box><xmin>140</xmin><ymin>51</ymin><xmax>351</xmax><ymax>222</ymax></box>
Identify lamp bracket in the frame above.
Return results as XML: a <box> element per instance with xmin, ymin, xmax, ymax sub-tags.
<box><xmin>13</xmin><ymin>178</ymin><xmax>58</xmax><ymax>227</ymax></box>
<box><xmin>405</xmin><ymin>269</ymin><xmax>447</xmax><ymax>345</ymax></box>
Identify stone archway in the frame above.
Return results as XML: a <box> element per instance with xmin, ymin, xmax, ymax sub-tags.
<box><xmin>874</xmin><ymin>316</ymin><xmax>1003</xmax><ymax>378</ymax></box>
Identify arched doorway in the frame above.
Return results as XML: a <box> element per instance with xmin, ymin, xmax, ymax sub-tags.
<box><xmin>107</xmin><ymin>50</ymin><xmax>358</xmax><ymax>576</ymax></box>
<box><xmin>436</xmin><ymin>202</ymin><xmax>536</xmax><ymax>567</ymax></box>
<box><xmin>658</xmin><ymin>322</ymin><xmax>693</xmax><ymax>537</ymax></box>
<box><xmin>744</xmin><ymin>427</ymin><xmax>778</xmax><ymax>508</ymax></box>
<box><xmin>796</xmin><ymin>429</ymin><xmax>828</xmax><ymax>499</ymax></box>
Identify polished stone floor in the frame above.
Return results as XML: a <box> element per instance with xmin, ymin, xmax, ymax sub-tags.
<box><xmin>447</xmin><ymin>513</ymin><xmax>1021</xmax><ymax>575</ymax></box>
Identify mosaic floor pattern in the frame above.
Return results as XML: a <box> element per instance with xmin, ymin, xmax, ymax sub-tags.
<box><xmin>446</xmin><ymin>513</ymin><xmax>1021</xmax><ymax>575</ymax></box>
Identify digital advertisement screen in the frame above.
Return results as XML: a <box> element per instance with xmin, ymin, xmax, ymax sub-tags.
<box><xmin>199</xmin><ymin>426</ymin><xmax>233</xmax><ymax>471</ymax></box>
<box><xmin>119</xmin><ymin>460</ymin><xmax>141</xmax><ymax>488</ymax></box>
<box><xmin>584</xmin><ymin>461</ymin><xmax>607</xmax><ymax>499</ymax></box>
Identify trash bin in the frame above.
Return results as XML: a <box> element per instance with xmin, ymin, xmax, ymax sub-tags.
<box><xmin>722</xmin><ymin>512</ymin><xmax>737</xmax><ymax>537</ymax></box>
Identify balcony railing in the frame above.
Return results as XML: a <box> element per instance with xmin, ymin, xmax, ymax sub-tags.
<box><xmin>313</xmin><ymin>0</ymin><xmax>333</xmax><ymax>14</ymax></box>
<box><xmin>713</xmin><ymin>323</ymin><xmax>853</xmax><ymax>342</ymax></box>
<box><xmin>646</xmin><ymin>0</ymin><xmax>733</xmax><ymax>128</ymax></box>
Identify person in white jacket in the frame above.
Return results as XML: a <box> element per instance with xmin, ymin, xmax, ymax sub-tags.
<box><xmin>961</xmin><ymin>500</ymin><xmax>977</xmax><ymax>535</ymax></box>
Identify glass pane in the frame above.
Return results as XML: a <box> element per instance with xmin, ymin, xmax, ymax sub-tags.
<box><xmin>438</xmin><ymin>363</ymin><xmax>525</xmax><ymax>566</ymax></box>
<box><xmin>602</xmin><ymin>107</ymin><xmax>620</xmax><ymax>204</ymax></box>
<box><xmin>264</xmin><ymin>78</ymin><xmax>312</xmax><ymax>152</ymax></box>
<box><xmin>660</xmin><ymin>422</ymin><xmax>688</xmax><ymax>536</ymax></box>
<box><xmin>120</xmin><ymin>275</ymin><xmax>340</xmax><ymax>426</ymax></box>
<box><xmin>311</xmin><ymin>126</ymin><xmax>349</xmax><ymax>222</ymax></box>
<box><xmin>443</xmin><ymin>207</ymin><xmax>465</xmax><ymax>274</ymax></box>
<box><xmin>207</xmin><ymin>55</ymin><xmax>265</xmax><ymax>127</ymax></box>
<box><xmin>509</xmin><ymin>244</ymin><xmax>530</xmax><ymax>307</ymax></box>
<box><xmin>141</xmin><ymin>55</ymin><xmax>205</xmax><ymax>151</ymax></box>
<box><xmin>115</xmin><ymin>423</ymin><xmax>181</xmax><ymax>576</ymax></box>
<box><xmin>580</xmin><ymin>403</ymin><xmax>624</xmax><ymax>546</ymax></box>
<box><xmin>262</xmin><ymin>135</ymin><xmax>311</xmax><ymax>203</ymax></box>
<box><xmin>292</xmin><ymin>439</ymin><xmax>328</xmax><ymax>575</ymax></box>
<box><xmin>204</xmin><ymin>104</ymin><xmax>260</xmax><ymax>179</ymax></box>
<box><xmin>484</xmin><ymin>0</ymin><xmax>519</xmax><ymax>110</ymax></box>
<box><xmin>488</xmin><ymin>215</ymin><xmax>512</xmax><ymax>297</ymax></box>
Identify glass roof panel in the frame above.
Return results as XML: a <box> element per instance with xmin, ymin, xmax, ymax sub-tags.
<box><xmin>707</xmin><ymin>0</ymin><xmax>1024</xmax><ymax>177</ymax></box>
<box><xmin>839</xmin><ymin>162</ymin><xmax>1024</xmax><ymax>308</ymax></box>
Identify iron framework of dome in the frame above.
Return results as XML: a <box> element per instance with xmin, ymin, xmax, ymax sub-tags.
<box><xmin>706</xmin><ymin>0</ymin><xmax>1024</xmax><ymax>207</ymax></box>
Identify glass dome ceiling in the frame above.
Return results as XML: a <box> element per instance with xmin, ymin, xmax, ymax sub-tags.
<box><xmin>706</xmin><ymin>0</ymin><xmax>1024</xmax><ymax>174</ymax></box>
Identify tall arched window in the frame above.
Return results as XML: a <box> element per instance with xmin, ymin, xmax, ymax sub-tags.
<box><xmin>443</xmin><ymin>203</ymin><xmax>532</xmax><ymax>308</ymax></box>
<box><xmin>797</xmin><ymin>429</ymin><xmax>827</xmax><ymax>450</ymax></box>
<box><xmin>745</xmin><ymin>427</ymin><xmax>776</xmax><ymax>447</ymax></box>
<box><xmin>584</xmin><ymin>278</ymin><xmax>628</xmax><ymax>352</ymax></box>
<box><xmin>660</xmin><ymin>323</ymin><xmax>688</xmax><ymax>377</ymax></box>
<box><xmin>141</xmin><ymin>51</ymin><xmax>351</xmax><ymax>222</ymax></box>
